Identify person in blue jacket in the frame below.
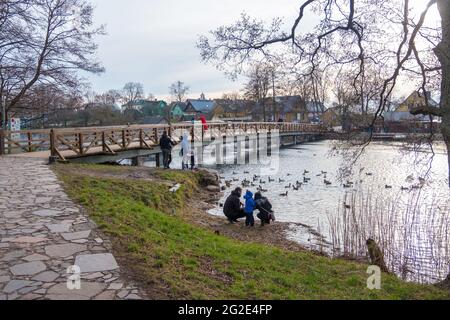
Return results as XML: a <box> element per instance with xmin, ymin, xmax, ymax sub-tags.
<box><xmin>243</xmin><ymin>190</ymin><xmax>256</xmax><ymax>227</ymax></box>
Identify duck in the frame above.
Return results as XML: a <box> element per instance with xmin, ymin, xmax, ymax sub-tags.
<box><xmin>287</xmin><ymin>173</ymin><xmax>292</xmax><ymax>176</ymax></box>
<box><xmin>303</xmin><ymin>177</ymin><xmax>310</xmax><ymax>183</ymax></box>
<box><xmin>344</xmin><ymin>203</ymin><xmax>351</xmax><ymax>209</ymax></box>
<box><xmin>260</xmin><ymin>179</ymin><xmax>266</xmax><ymax>184</ymax></box>
<box><xmin>296</xmin><ymin>181</ymin><xmax>303</xmax><ymax>187</ymax></box>
<box><xmin>366</xmin><ymin>172</ymin><xmax>373</xmax><ymax>176</ymax></box>
<box><xmin>324</xmin><ymin>179</ymin><xmax>332</xmax><ymax>186</ymax></box>
<box><xmin>401</xmin><ymin>186</ymin><xmax>409</xmax><ymax>191</ymax></box>
<box><xmin>233</xmin><ymin>171</ymin><xmax>238</xmax><ymax>175</ymax></box>
<box><xmin>321</xmin><ymin>171</ymin><xmax>328</xmax><ymax>175</ymax></box>
<box><xmin>233</xmin><ymin>178</ymin><xmax>239</xmax><ymax>182</ymax></box>
<box><xmin>280</xmin><ymin>191</ymin><xmax>288</xmax><ymax>197</ymax></box>
<box><xmin>343</xmin><ymin>184</ymin><xmax>352</xmax><ymax>188</ymax></box>
<box><xmin>316</xmin><ymin>173</ymin><xmax>322</xmax><ymax>177</ymax></box>
<box><xmin>279</xmin><ymin>178</ymin><xmax>285</xmax><ymax>183</ymax></box>
<box><xmin>258</xmin><ymin>185</ymin><xmax>268</xmax><ymax>192</ymax></box>
<box><xmin>244</xmin><ymin>171</ymin><xmax>250</xmax><ymax>174</ymax></box>
<box><xmin>303</xmin><ymin>170</ymin><xmax>310</xmax><ymax>175</ymax></box>
<box><xmin>385</xmin><ymin>185</ymin><xmax>392</xmax><ymax>189</ymax></box>
<box><xmin>292</xmin><ymin>185</ymin><xmax>299</xmax><ymax>191</ymax></box>
<box><xmin>285</xmin><ymin>183</ymin><xmax>292</xmax><ymax>189</ymax></box>
<box><xmin>268</xmin><ymin>177</ymin><xmax>275</xmax><ymax>182</ymax></box>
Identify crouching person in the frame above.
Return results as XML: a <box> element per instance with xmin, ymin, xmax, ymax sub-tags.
<box><xmin>254</xmin><ymin>192</ymin><xmax>275</xmax><ymax>226</ymax></box>
<box><xmin>223</xmin><ymin>187</ymin><xmax>246</xmax><ymax>223</ymax></box>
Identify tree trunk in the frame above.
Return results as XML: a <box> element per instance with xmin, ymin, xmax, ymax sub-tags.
<box><xmin>436</xmin><ymin>0</ymin><xmax>450</xmax><ymax>186</ymax></box>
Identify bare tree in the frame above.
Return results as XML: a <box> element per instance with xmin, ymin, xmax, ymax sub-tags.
<box><xmin>243</xmin><ymin>63</ymin><xmax>272</xmax><ymax>121</ymax></box>
<box><xmin>198</xmin><ymin>0</ymin><xmax>449</xmax><ymax>185</ymax></box>
<box><xmin>0</xmin><ymin>0</ymin><xmax>105</xmax><ymax>127</ymax></box>
<box><xmin>121</xmin><ymin>82</ymin><xmax>144</xmax><ymax>109</ymax></box>
<box><xmin>169</xmin><ymin>81</ymin><xmax>190</xmax><ymax>102</ymax></box>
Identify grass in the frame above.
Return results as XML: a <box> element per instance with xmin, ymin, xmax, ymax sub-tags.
<box><xmin>55</xmin><ymin>164</ymin><xmax>449</xmax><ymax>300</ymax></box>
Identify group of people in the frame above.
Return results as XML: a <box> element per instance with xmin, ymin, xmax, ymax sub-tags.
<box><xmin>223</xmin><ymin>187</ymin><xmax>275</xmax><ymax>227</ymax></box>
<box><xmin>159</xmin><ymin>131</ymin><xmax>195</xmax><ymax>170</ymax></box>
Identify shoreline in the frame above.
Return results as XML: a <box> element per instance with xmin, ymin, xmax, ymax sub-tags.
<box><xmin>52</xmin><ymin>163</ymin><xmax>449</xmax><ymax>298</ymax></box>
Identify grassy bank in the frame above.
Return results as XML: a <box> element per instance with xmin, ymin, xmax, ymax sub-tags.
<box><xmin>54</xmin><ymin>164</ymin><xmax>449</xmax><ymax>300</ymax></box>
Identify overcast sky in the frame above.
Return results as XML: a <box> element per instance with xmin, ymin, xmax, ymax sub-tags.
<box><xmin>86</xmin><ymin>0</ymin><xmax>305</xmax><ymax>100</ymax></box>
<box><xmin>86</xmin><ymin>0</ymin><xmax>440</xmax><ymax>101</ymax></box>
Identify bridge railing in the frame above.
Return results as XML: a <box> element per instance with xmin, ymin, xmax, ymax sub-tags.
<box><xmin>0</xmin><ymin>122</ymin><xmax>326</xmax><ymax>159</ymax></box>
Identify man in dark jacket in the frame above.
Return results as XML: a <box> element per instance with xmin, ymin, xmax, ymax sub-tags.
<box><xmin>159</xmin><ymin>131</ymin><xmax>175</xmax><ymax>169</ymax></box>
<box><xmin>254</xmin><ymin>192</ymin><xmax>275</xmax><ymax>226</ymax></box>
<box><xmin>223</xmin><ymin>187</ymin><xmax>245</xmax><ymax>223</ymax></box>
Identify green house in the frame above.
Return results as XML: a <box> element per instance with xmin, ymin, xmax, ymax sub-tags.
<box><xmin>122</xmin><ymin>100</ymin><xmax>168</xmax><ymax>117</ymax></box>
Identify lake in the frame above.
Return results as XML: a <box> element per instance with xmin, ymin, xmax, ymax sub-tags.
<box><xmin>145</xmin><ymin>139</ymin><xmax>450</xmax><ymax>284</ymax></box>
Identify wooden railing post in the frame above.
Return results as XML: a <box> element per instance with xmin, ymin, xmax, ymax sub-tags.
<box><xmin>153</xmin><ymin>128</ymin><xmax>159</xmax><ymax>144</ymax></box>
<box><xmin>102</xmin><ymin>131</ymin><xmax>106</xmax><ymax>153</ymax></box>
<box><xmin>27</xmin><ymin>132</ymin><xmax>32</xmax><ymax>152</ymax></box>
<box><xmin>0</xmin><ymin>129</ymin><xmax>5</xmax><ymax>155</ymax></box>
<box><xmin>122</xmin><ymin>129</ymin><xmax>126</xmax><ymax>150</ymax></box>
<box><xmin>50</xmin><ymin>129</ymin><xmax>56</xmax><ymax>157</ymax></box>
<box><xmin>139</xmin><ymin>129</ymin><xmax>144</xmax><ymax>149</ymax></box>
<box><xmin>78</xmin><ymin>132</ymin><xmax>84</xmax><ymax>155</ymax></box>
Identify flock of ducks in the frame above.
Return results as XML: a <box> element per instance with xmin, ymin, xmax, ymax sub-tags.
<box><xmin>222</xmin><ymin>168</ymin><xmax>423</xmax><ymax>198</ymax></box>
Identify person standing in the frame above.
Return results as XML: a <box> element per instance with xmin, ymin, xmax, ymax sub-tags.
<box><xmin>243</xmin><ymin>190</ymin><xmax>256</xmax><ymax>227</ymax></box>
<box><xmin>180</xmin><ymin>133</ymin><xmax>191</xmax><ymax>170</ymax></box>
<box><xmin>159</xmin><ymin>131</ymin><xmax>175</xmax><ymax>169</ymax></box>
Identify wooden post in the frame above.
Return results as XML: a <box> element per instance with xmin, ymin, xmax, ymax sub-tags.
<box><xmin>154</xmin><ymin>128</ymin><xmax>159</xmax><ymax>144</ymax></box>
<box><xmin>122</xmin><ymin>130</ymin><xmax>126</xmax><ymax>150</ymax></box>
<box><xmin>0</xmin><ymin>129</ymin><xmax>4</xmax><ymax>155</ymax></box>
<box><xmin>102</xmin><ymin>131</ymin><xmax>106</xmax><ymax>153</ymax></box>
<box><xmin>50</xmin><ymin>129</ymin><xmax>56</xmax><ymax>157</ymax></box>
<box><xmin>139</xmin><ymin>129</ymin><xmax>144</xmax><ymax>149</ymax></box>
<box><xmin>27</xmin><ymin>132</ymin><xmax>32</xmax><ymax>152</ymax></box>
<box><xmin>78</xmin><ymin>133</ymin><xmax>84</xmax><ymax>155</ymax></box>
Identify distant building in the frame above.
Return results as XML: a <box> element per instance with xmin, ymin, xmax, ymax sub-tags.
<box><xmin>306</xmin><ymin>101</ymin><xmax>326</xmax><ymax>123</ymax></box>
<box><xmin>208</xmin><ymin>99</ymin><xmax>253</xmax><ymax>122</ymax></box>
<box><xmin>121</xmin><ymin>99</ymin><xmax>168</xmax><ymax>117</ymax></box>
<box><xmin>184</xmin><ymin>98</ymin><xmax>217</xmax><ymax>119</ymax></box>
<box><xmin>382</xmin><ymin>91</ymin><xmax>440</xmax><ymax>133</ymax></box>
<box><xmin>166</xmin><ymin>102</ymin><xmax>186</xmax><ymax>122</ymax></box>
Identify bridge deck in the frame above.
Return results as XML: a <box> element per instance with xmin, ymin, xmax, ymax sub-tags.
<box><xmin>1</xmin><ymin>122</ymin><xmax>326</xmax><ymax>161</ymax></box>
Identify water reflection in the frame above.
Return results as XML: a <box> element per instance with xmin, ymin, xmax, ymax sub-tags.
<box><xmin>202</xmin><ymin>140</ymin><xmax>450</xmax><ymax>284</ymax></box>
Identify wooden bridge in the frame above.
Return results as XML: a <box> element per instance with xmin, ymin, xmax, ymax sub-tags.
<box><xmin>0</xmin><ymin>122</ymin><xmax>326</xmax><ymax>163</ymax></box>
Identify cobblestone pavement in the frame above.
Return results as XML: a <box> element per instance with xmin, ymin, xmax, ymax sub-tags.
<box><xmin>0</xmin><ymin>156</ymin><xmax>144</xmax><ymax>300</ymax></box>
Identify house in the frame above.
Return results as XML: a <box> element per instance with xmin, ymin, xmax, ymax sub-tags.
<box><xmin>121</xmin><ymin>100</ymin><xmax>168</xmax><ymax>117</ymax></box>
<box><xmin>165</xmin><ymin>102</ymin><xmax>186</xmax><ymax>122</ymax></box>
<box><xmin>249</xmin><ymin>96</ymin><xmax>306</xmax><ymax>122</ymax></box>
<box><xmin>306</xmin><ymin>101</ymin><xmax>326</xmax><ymax>123</ymax></box>
<box><xmin>208</xmin><ymin>99</ymin><xmax>253</xmax><ymax>122</ymax></box>
<box><xmin>382</xmin><ymin>91</ymin><xmax>441</xmax><ymax>133</ymax></box>
<box><xmin>184</xmin><ymin>98</ymin><xmax>217</xmax><ymax>118</ymax></box>
<box><xmin>395</xmin><ymin>91</ymin><xmax>439</xmax><ymax>113</ymax></box>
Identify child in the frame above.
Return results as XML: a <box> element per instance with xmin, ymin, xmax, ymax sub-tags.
<box><xmin>243</xmin><ymin>190</ymin><xmax>256</xmax><ymax>227</ymax></box>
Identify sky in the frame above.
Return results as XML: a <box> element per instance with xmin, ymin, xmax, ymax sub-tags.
<box><xmin>86</xmin><ymin>0</ymin><xmax>441</xmax><ymax>102</ymax></box>
<box><xmin>86</xmin><ymin>0</ymin><xmax>304</xmax><ymax>100</ymax></box>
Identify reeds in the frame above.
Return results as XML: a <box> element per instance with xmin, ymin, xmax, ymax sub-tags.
<box><xmin>328</xmin><ymin>187</ymin><xmax>450</xmax><ymax>284</ymax></box>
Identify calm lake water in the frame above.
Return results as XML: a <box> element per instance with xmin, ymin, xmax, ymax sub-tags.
<box><xmin>144</xmin><ymin>140</ymin><xmax>450</xmax><ymax>284</ymax></box>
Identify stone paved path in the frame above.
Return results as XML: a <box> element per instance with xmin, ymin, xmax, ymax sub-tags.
<box><xmin>0</xmin><ymin>156</ymin><xmax>144</xmax><ymax>300</ymax></box>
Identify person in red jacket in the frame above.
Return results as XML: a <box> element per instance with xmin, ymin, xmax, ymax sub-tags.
<box><xmin>200</xmin><ymin>115</ymin><xmax>209</xmax><ymax>130</ymax></box>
